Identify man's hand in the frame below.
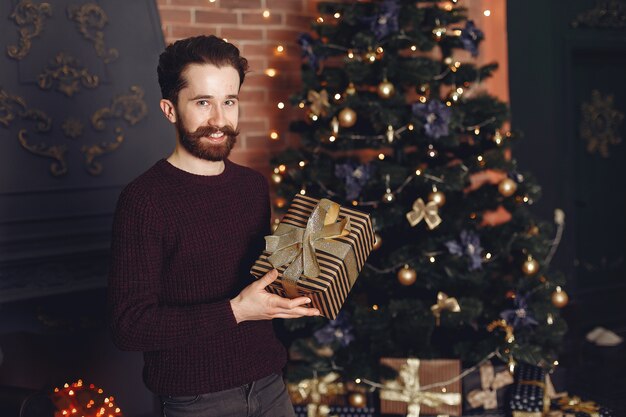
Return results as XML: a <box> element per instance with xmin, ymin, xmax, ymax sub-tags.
<box><xmin>230</xmin><ymin>269</ymin><xmax>321</xmax><ymax>323</ymax></box>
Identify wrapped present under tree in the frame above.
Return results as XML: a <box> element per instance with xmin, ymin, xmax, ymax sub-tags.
<box><xmin>464</xmin><ymin>361</ymin><xmax>513</xmax><ymax>412</ymax></box>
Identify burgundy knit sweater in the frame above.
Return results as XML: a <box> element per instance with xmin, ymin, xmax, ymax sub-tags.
<box><xmin>107</xmin><ymin>158</ymin><xmax>287</xmax><ymax>396</ymax></box>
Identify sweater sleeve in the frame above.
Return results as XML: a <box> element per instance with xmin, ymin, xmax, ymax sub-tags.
<box><xmin>107</xmin><ymin>184</ymin><xmax>238</xmax><ymax>352</ymax></box>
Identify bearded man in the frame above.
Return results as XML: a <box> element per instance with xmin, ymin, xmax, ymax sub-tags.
<box><xmin>107</xmin><ymin>35</ymin><xmax>319</xmax><ymax>417</ymax></box>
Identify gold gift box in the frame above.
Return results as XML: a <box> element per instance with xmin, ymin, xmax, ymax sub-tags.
<box><xmin>250</xmin><ymin>194</ymin><xmax>375</xmax><ymax>319</ymax></box>
<box><xmin>380</xmin><ymin>358</ymin><xmax>462</xmax><ymax>416</ymax></box>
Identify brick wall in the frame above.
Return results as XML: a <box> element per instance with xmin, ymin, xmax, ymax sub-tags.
<box><xmin>156</xmin><ymin>0</ymin><xmax>318</xmax><ymax>175</ymax></box>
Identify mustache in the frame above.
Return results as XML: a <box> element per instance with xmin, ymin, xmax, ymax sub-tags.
<box><xmin>185</xmin><ymin>124</ymin><xmax>239</xmax><ymax>140</ymax></box>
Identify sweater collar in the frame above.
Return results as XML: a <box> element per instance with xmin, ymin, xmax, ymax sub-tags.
<box><xmin>157</xmin><ymin>158</ymin><xmax>234</xmax><ymax>185</ymax></box>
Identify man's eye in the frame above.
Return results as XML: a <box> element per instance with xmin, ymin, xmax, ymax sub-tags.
<box><xmin>225</xmin><ymin>100</ymin><xmax>237</xmax><ymax>106</ymax></box>
<box><xmin>198</xmin><ymin>100</ymin><xmax>209</xmax><ymax>106</ymax></box>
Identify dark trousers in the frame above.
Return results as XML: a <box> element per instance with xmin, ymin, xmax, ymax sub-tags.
<box><xmin>160</xmin><ymin>373</ymin><xmax>296</xmax><ymax>417</ymax></box>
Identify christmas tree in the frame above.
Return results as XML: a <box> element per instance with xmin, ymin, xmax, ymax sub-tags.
<box><xmin>270</xmin><ymin>0</ymin><xmax>568</xmax><ymax>384</ymax></box>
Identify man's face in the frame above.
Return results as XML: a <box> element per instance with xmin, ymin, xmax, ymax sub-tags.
<box><xmin>173</xmin><ymin>63</ymin><xmax>240</xmax><ymax>161</ymax></box>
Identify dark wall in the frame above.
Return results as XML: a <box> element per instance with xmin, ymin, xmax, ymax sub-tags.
<box><xmin>507</xmin><ymin>1</ymin><xmax>626</xmax><ymax>329</ymax></box>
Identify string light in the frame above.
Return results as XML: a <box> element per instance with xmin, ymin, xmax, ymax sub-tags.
<box><xmin>269</xmin><ymin>131</ymin><xmax>279</xmax><ymax>140</ymax></box>
<box><xmin>429</xmin><ymin>256</ymin><xmax>436</xmax><ymax>263</ymax></box>
<box><xmin>334</xmin><ymin>93</ymin><xmax>341</xmax><ymax>100</ymax></box>
<box><xmin>298</xmin><ymin>102</ymin><xmax>305</xmax><ymax>109</ymax></box>
<box><xmin>333</xmin><ymin>12</ymin><xmax>341</xmax><ymax>18</ymax></box>
<box><xmin>378</xmin><ymin>153</ymin><xmax>385</xmax><ymax>160</ymax></box>
<box><xmin>275</xmin><ymin>45</ymin><xmax>285</xmax><ymax>54</ymax></box>
<box><xmin>329</xmin><ymin>135</ymin><xmax>336</xmax><ymax>142</ymax></box>
<box><xmin>277</xmin><ymin>102</ymin><xmax>285</xmax><ymax>109</ymax></box>
<box><xmin>410</xmin><ymin>45</ymin><xmax>417</xmax><ymax>51</ymax></box>
<box><xmin>278</xmin><ymin>164</ymin><xmax>286</xmax><ymax>173</ymax></box>
<box><xmin>316</xmin><ymin>16</ymin><xmax>324</xmax><ymax>23</ymax></box>
<box><xmin>347</xmin><ymin>50</ymin><xmax>355</xmax><ymax>59</ymax></box>
<box><xmin>483</xmin><ymin>9</ymin><xmax>491</xmax><ymax>16</ymax></box>
<box><xmin>372</xmin><ymin>304</ymin><xmax>379</xmax><ymax>311</ymax></box>
<box><xmin>262</xmin><ymin>10</ymin><xmax>270</xmax><ymax>18</ymax></box>
<box><xmin>298</xmin><ymin>160</ymin><xmax>306</xmax><ymax>167</ymax></box>
<box><xmin>264</xmin><ymin>68</ymin><xmax>277</xmax><ymax>77</ymax></box>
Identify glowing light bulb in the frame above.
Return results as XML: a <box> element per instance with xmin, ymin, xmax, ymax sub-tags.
<box><xmin>277</xmin><ymin>102</ymin><xmax>285</xmax><ymax>109</ymax></box>
<box><xmin>264</xmin><ymin>68</ymin><xmax>277</xmax><ymax>77</ymax></box>
<box><xmin>262</xmin><ymin>10</ymin><xmax>270</xmax><ymax>18</ymax></box>
<box><xmin>484</xmin><ymin>9</ymin><xmax>491</xmax><ymax>16</ymax></box>
<box><xmin>269</xmin><ymin>131</ymin><xmax>279</xmax><ymax>140</ymax></box>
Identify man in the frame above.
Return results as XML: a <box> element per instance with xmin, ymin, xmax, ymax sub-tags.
<box><xmin>107</xmin><ymin>35</ymin><xmax>319</xmax><ymax>417</ymax></box>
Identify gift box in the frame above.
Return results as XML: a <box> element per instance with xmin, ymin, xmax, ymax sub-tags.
<box><xmin>509</xmin><ymin>363</ymin><xmax>550</xmax><ymax>417</ymax></box>
<box><xmin>380</xmin><ymin>358</ymin><xmax>462</xmax><ymax>416</ymax></box>
<box><xmin>287</xmin><ymin>372</ymin><xmax>346</xmax><ymax>406</ymax></box>
<box><xmin>463</xmin><ymin>361</ymin><xmax>513</xmax><ymax>412</ymax></box>
<box><xmin>294</xmin><ymin>404</ymin><xmax>376</xmax><ymax>417</ymax></box>
<box><xmin>251</xmin><ymin>194</ymin><xmax>375</xmax><ymax>319</ymax></box>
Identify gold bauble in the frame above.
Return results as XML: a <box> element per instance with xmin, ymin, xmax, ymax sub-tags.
<box><xmin>271</xmin><ymin>173</ymin><xmax>282</xmax><ymax>184</ymax></box>
<box><xmin>428</xmin><ymin>190</ymin><xmax>446</xmax><ymax>207</ymax></box>
<box><xmin>397</xmin><ymin>264</ymin><xmax>417</xmax><ymax>286</ymax></box>
<box><xmin>348</xmin><ymin>392</ymin><xmax>367</xmax><ymax>408</ymax></box>
<box><xmin>373</xmin><ymin>233</ymin><xmax>382</xmax><ymax>250</ymax></box>
<box><xmin>377</xmin><ymin>80</ymin><xmax>395</xmax><ymax>99</ymax></box>
<box><xmin>338</xmin><ymin>107</ymin><xmax>357</xmax><ymax>128</ymax></box>
<box><xmin>345</xmin><ymin>82</ymin><xmax>356</xmax><ymax>96</ymax></box>
<box><xmin>498</xmin><ymin>178</ymin><xmax>518</xmax><ymax>197</ymax></box>
<box><xmin>551</xmin><ymin>287</ymin><xmax>569</xmax><ymax>308</ymax></box>
<box><xmin>522</xmin><ymin>256</ymin><xmax>539</xmax><ymax>275</ymax></box>
<box><xmin>365</xmin><ymin>50</ymin><xmax>377</xmax><ymax>63</ymax></box>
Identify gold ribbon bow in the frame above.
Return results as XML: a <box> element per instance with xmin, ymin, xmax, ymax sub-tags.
<box><xmin>406</xmin><ymin>198</ymin><xmax>442</xmax><ymax>229</ymax></box>
<box><xmin>557</xmin><ymin>396</ymin><xmax>600</xmax><ymax>417</ymax></box>
<box><xmin>430</xmin><ymin>292</ymin><xmax>461</xmax><ymax>326</ymax></box>
<box><xmin>308</xmin><ymin>89</ymin><xmax>330</xmax><ymax>117</ymax></box>
<box><xmin>467</xmin><ymin>363</ymin><xmax>514</xmax><ymax>409</ymax></box>
<box><xmin>288</xmin><ymin>373</ymin><xmax>344</xmax><ymax>417</ymax></box>
<box><xmin>265</xmin><ymin>198</ymin><xmax>350</xmax><ymax>298</ymax></box>
<box><xmin>380</xmin><ymin>359</ymin><xmax>461</xmax><ymax>417</ymax></box>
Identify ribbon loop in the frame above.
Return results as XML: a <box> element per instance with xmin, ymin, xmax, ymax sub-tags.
<box><xmin>406</xmin><ymin>198</ymin><xmax>442</xmax><ymax>229</ymax></box>
<box><xmin>430</xmin><ymin>292</ymin><xmax>461</xmax><ymax>326</ymax></box>
<box><xmin>467</xmin><ymin>363</ymin><xmax>513</xmax><ymax>409</ymax></box>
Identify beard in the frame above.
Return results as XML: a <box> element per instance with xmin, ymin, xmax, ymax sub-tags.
<box><xmin>175</xmin><ymin>119</ymin><xmax>239</xmax><ymax>162</ymax></box>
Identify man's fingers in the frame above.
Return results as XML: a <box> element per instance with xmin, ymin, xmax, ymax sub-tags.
<box><xmin>269</xmin><ymin>295</ymin><xmax>311</xmax><ymax>310</ymax></box>
<box><xmin>272</xmin><ymin>307</ymin><xmax>320</xmax><ymax>319</ymax></box>
<box><xmin>257</xmin><ymin>269</ymin><xmax>278</xmax><ymax>287</ymax></box>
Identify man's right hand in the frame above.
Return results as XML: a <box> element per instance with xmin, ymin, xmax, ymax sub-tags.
<box><xmin>230</xmin><ymin>269</ymin><xmax>321</xmax><ymax>323</ymax></box>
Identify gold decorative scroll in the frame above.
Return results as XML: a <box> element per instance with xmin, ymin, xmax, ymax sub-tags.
<box><xmin>406</xmin><ymin>198</ymin><xmax>442</xmax><ymax>229</ymax></box>
<box><xmin>7</xmin><ymin>0</ymin><xmax>52</xmax><ymax>60</ymax></box>
<box><xmin>265</xmin><ymin>198</ymin><xmax>351</xmax><ymax>298</ymax></box>
<box><xmin>571</xmin><ymin>0</ymin><xmax>626</xmax><ymax>29</ymax></box>
<box><xmin>0</xmin><ymin>88</ymin><xmax>27</xmax><ymax>127</ymax></box>
<box><xmin>67</xmin><ymin>3</ymin><xmax>119</xmax><ymax>64</ymax></box>
<box><xmin>61</xmin><ymin>117</ymin><xmax>84</xmax><ymax>139</ymax></box>
<box><xmin>580</xmin><ymin>89</ymin><xmax>624</xmax><ymax>158</ymax></box>
<box><xmin>91</xmin><ymin>86</ymin><xmax>148</xmax><ymax>130</ymax></box>
<box><xmin>18</xmin><ymin>129</ymin><xmax>67</xmax><ymax>176</ymax></box>
<box><xmin>430</xmin><ymin>291</ymin><xmax>461</xmax><ymax>326</ymax></box>
<box><xmin>82</xmin><ymin>127</ymin><xmax>123</xmax><ymax>175</ymax></box>
<box><xmin>380</xmin><ymin>359</ymin><xmax>461</xmax><ymax>417</ymax></box>
<box><xmin>86</xmin><ymin>86</ymin><xmax>147</xmax><ymax>175</ymax></box>
<box><xmin>38</xmin><ymin>52</ymin><xmax>99</xmax><ymax>97</ymax></box>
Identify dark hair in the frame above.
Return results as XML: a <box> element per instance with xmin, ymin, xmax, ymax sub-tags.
<box><xmin>157</xmin><ymin>35</ymin><xmax>249</xmax><ymax>104</ymax></box>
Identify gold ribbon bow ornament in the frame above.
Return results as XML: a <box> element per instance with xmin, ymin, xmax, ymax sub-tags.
<box><xmin>308</xmin><ymin>89</ymin><xmax>330</xmax><ymax>117</ymax></box>
<box><xmin>265</xmin><ymin>198</ymin><xmax>351</xmax><ymax>298</ymax></box>
<box><xmin>557</xmin><ymin>396</ymin><xmax>600</xmax><ymax>417</ymax></box>
<box><xmin>430</xmin><ymin>292</ymin><xmax>461</xmax><ymax>326</ymax></box>
<box><xmin>380</xmin><ymin>359</ymin><xmax>461</xmax><ymax>417</ymax></box>
<box><xmin>467</xmin><ymin>363</ymin><xmax>513</xmax><ymax>410</ymax></box>
<box><xmin>288</xmin><ymin>372</ymin><xmax>345</xmax><ymax>417</ymax></box>
<box><xmin>406</xmin><ymin>198</ymin><xmax>442</xmax><ymax>229</ymax></box>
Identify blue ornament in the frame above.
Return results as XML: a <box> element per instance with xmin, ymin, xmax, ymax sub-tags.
<box><xmin>313</xmin><ymin>312</ymin><xmax>355</xmax><ymax>347</ymax></box>
<box><xmin>445</xmin><ymin>230</ymin><xmax>484</xmax><ymax>271</ymax></box>
<box><xmin>459</xmin><ymin>20</ymin><xmax>484</xmax><ymax>57</ymax></box>
<box><xmin>411</xmin><ymin>100</ymin><xmax>452</xmax><ymax>139</ymax></box>
<box><xmin>361</xmin><ymin>0</ymin><xmax>401</xmax><ymax>41</ymax></box>
<box><xmin>335</xmin><ymin>162</ymin><xmax>374</xmax><ymax>201</ymax></box>
<box><xmin>500</xmin><ymin>294</ymin><xmax>539</xmax><ymax>329</ymax></box>
<box><xmin>297</xmin><ymin>33</ymin><xmax>321</xmax><ymax>71</ymax></box>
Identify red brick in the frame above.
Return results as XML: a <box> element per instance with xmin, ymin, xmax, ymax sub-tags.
<box><xmin>168</xmin><ymin>0</ymin><xmax>217</xmax><ymax>5</ymax></box>
<box><xmin>241</xmin><ymin>44</ymin><xmax>277</xmax><ymax>57</ymax></box>
<box><xmin>239</xmin><ymin>104</ymin><xmax>275</xmax><ymax>119</ymax></box>
<box><xmin>171</xmin><ymin>25</ymin><xmax>213</xmax><ymax>39</ymax></box>
<box><xmin>286</xmin><ymin>13</ymin><xmax>313</xmax><ymax>28</ymax></box>
<box><xmin>195</xmin><ymin>10</ymin><xmax>238</xmax><ymax>24</ymax></box>
<box><xmin>238</xmin><ymin>120</ymin><xmax>267</xmax><ymax>132</ymax></box>
<box><xmin>230</xmin><ymin>149</ymin><xmax>271</xmax><ymax>167</ymax></box>
<box><xmin>220</xmin><ymin>0</ymin><xmax>261</xmax><ymax>9</ymax></box>
<box><xmin>241</xmin><ymin>11</ymin><xmax>283</xmax><ymax>25</ymax></box>
<box><xmin>266</xmin><ymin>28</ymin><xmax>301</xmax><ymax>41</ymax></box>
<box><xmin>159</xmin><ymin>8</ymin><xmax>192</xmax><ymax>23</ymax></box>
<box><xmin>239</xmin><ymin>88</ymin><xmax>266</xmax><ymax>102</ymax></box>
<box><xmin>221</xmin><ymin>27</ymin><xmax>264</xmax><ymax>41</ymax></box>
<box><xmin>267</xmin><ymin>0</ymin><xmax>303</xmax><ymax>12</ymax></box>
<box><xmin>244</xmin><ymin>134</ymin><xmax>284</xmax><ymax>151</ymax></box>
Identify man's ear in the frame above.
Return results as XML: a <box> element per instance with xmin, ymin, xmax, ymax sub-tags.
<box><xmin>159</xmin><ymin>99</ymin><xmax>177</xmax><ymax>124</ymax></box>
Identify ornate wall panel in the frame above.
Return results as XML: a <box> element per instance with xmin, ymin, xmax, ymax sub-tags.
<box><xmin>0</xmin><ymin>0</ymin><xmax>173</xmax><ymax>300</ymax></box>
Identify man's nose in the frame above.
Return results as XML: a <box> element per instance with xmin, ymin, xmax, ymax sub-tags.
<box><xmin>209</xmin><ymin>105</ymin><xmax>225</xmax><ymax>127</ymax></box>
